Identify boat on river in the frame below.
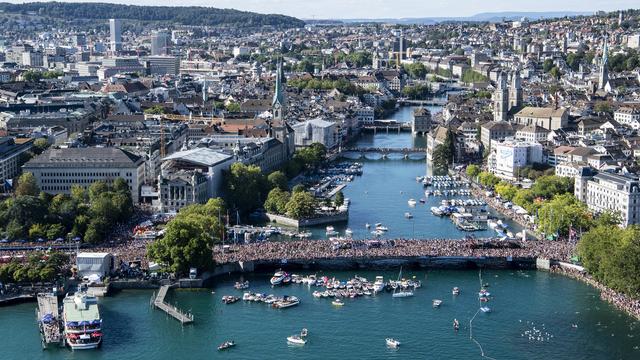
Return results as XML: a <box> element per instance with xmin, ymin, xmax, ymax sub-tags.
<box><xmin>391</xmin><ymin>267</ymin><xmax>414</xmax><ymax>298</ymax></box>
<box><xmin>432</xmin><ymin>299</ymin><xmax>443</xmax><ymax>307</ymax></box>
<box><xmin>287</xmin><ymin>328</ymin><xmax>308</xmax><ymax>345</ymax></box>
<box><xmin>407</xmin><ymin>199</ymin><xmax>417</xmax><ymax>206</ymax></box>
<box><xmin>386</xmin><ymin>338</ymin><xmax>401</xmax><ymax>348</ymax></box>
<box><xmin>62</xmin><ymin>288</ymin><xmax>102</xmax><ymax>350</ymax></box>
<box><xmin>452</xmin><ymin>287</ymin><xmax>460</xmax><ymax>295</ymax></box>
<box><xmin>373</xmin><ymin>276</ymin><xmax>385</xmax><ymax>293</ymax></box>
<box><xmin>234</xmin><ymin>281</ymin><xmax>249</xmax><ymax>290</ymax></box>
<box><xmin>218</xmin><ymin>340</ymin><xmax>235</xmax><ymax>351</ymax></box>
<box><xmin>272</xmin><ymin>296</ymin><xmax>300</xmax><ymax>309</ymax></box>
<box><xmin>480</xmin><ymin>306</ymin><xmax>491</xmax><ymax>313</ymax></box>
<box><xmin>332</xmin><ymin>299</ymin><xmax>344</xmax><ymax>306</ymax></box>
<box><xmin>404</xmin><ymin>212</ymin><xmax>413</xmax><ymax>219</ymax></box>
<box><xmin>270</xmin><ymin>270</ymin><xmax>289</xmax><ymax>286</ymax></box>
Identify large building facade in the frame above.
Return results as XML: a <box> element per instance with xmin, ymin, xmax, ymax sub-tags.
<box><xmin>23</xmin><ymin>148</ymin><xmax>145</xmax><ymax>202</ymax></box>
<box><xmin>576</xmin><ymin>172</ymin><xmax>640</xmax><ymax>227</ymax></box>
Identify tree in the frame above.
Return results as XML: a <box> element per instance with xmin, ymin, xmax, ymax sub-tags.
<box><xmin>264</xmin><ymin>188</ymin><xmax>290</xmax><ymax>214</ymax></box>
<box><xmin>32</xmin><ymin>138</ymin><xmax>50</xmax><ymax>155</ymax></box>
<box><xmin>543</xmin><ymin>59</ymin><xmax>554</xmax><ymax>72</ymax></box>
<box><xmin>267</xmin><ymin>171</ymin><xmax>288</xmax><ymax>191</ymax></box>
<box><xmin>225</xmin><ymin>102</ymin><xmax>241</xmax><ymax>112</ymax></box>
<box><xmin>478</xmin><ymin>171</ymin><xmax>500</xmax><ymax>188</ymax></box>
<box><xmin>71</xmin><ymin>185</ymin><xmax>87</xmax><ymax>204</ymax></box>
<box><xmin>224</xmin><ymin>163</ymin><xmax>267</xmax><ymax>213</ymax></box>
<box><xmin>285</xmin><ymin>191</ymin><xmax>317</xmax><ymax>219</ymax></box>
<box><xmin>431</xmin><ymin>129</ymin><xmax>456</xmax><ymax>176</ymax></box>
<box><xmin>294</xmin><ymin>143</ymin><xmax>326</xmax><ymax>169</ymax></box>
<box><xmin>549</xmin><ymin>66</ymin><xmax>562</xmax><ymax>80</ymax></box>
<box><xmin>147</xmin><ymin>199</ymin><xmax>225</xmax><ymax>274</ymax></box>
<box><xmin>494</xmin><ymin>181</ymin><xmax>518</xmax><ymax>201</ymax></box>
<box><xmin>537</xmin><ymin>194</ymin><xmax>592</xmax><ymax>237</ymax></box>
<box><xmin>466</xmin><ymin>164</ymin><xmax>481</xmax><ymax>179</ymax></box>
<box><xmin>594</xmin><ymin>101</ymin><xmax>613</xmax><ymax>115</ymax></box>
<box><xmin>144</xmin><ymin>105</ymin><xmax>166</xmax><ymax>115</ymax></box>
<box><xmin>112</xmin><ymin>178</ymin><xmax>130</xmax><ymax>194</ymax></box>
<box><xmin>402</xmin><ymin>84</ymin><xmax>432</xmax><ymax>99</ymax></box>
<box><xmin>88</xmin><ymin>181</ymin><xmax>109</xmax><ymax>202</ymax></box>
<box><xmin>292</xmin><ymin>184</ymin><xmax>306</xmax><ymax>193</ymax></box>
<box><xmin>530</xmin><ymin>175</ymin><xmax>573</xmax><ymax>200</ymax></box>
<box><xmin>334</xmin><ymin>191</ymin><xmax>344</xmax><ymax>207</ymax></box>
<box><xmin>461</xmin><ymin>69</ymin><xmax>488</xmax><ymax>83</ymax></box>
<box><xmin>403</xmin><ymin>63</ymin><xmax>427</xmax><ymax>79</ymax></box>
<box><xmin>15</xmin><ymin>172</ymin><xmax>39</xmax><ymax>196</ymax></box>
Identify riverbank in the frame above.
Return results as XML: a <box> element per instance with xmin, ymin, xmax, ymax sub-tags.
<box><xmin>551</xmin><ymin>264</ymin><xmax>640</xmax><ymax>321</ymax></box>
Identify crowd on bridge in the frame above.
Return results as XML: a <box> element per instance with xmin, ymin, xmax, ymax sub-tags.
<box><xmin>213</xmin><ymin>238</ymin><xmax>575</xmax><ymax>264</ymax></box>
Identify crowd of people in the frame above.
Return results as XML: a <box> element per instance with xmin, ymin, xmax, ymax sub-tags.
<box><xmin>213</xmin><ymin>238</ymin><xmax>576</xmax><ymax>264</ymax></box>
<box><xmin>550</xmin><ymin>265</ymin><xmax>640</xmax><ymax>321</ymax></box>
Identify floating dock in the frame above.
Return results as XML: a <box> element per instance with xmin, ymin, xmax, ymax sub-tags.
<box><xmin>36</xmin><ymin>293</ymin><xmax>64</xmax><ymax>349</ymax></box>
<box><xmin>152</xmin><ymin>285</ymin><xmax>194</xmax><ymax>325</ymax></box>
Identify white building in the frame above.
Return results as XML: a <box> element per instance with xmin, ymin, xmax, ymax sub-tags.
<box><xmin>76</xmin><ymin>252</ymin><xmax>115</xmax><ymax>278</ymax></box>
<box><xmin>0</xmin><ymin>137</ymin><xmax>33</xmax><ymax>184</ymax></box>
<box><xmin>488</xmin><ymin>140</ymin><xmax>543</xmax><ymax>180</ymax></box>
<box><xmin>513</xmin><ymin>107</ymin><xmax>568</xmax><ymax>131</ymax></box>
<box><xmin>291</xmin><ymin>118</ymin><xmax>337</xmax><ymax>149</ymax></box>
<box><xmin>576</xmin><ymin>172</ymin><xmax>640</xmax><ymax>227</ymax></box>
<box><xmin>614</xmin><ymin>107</ymin><xmax>640</xmax><ymax>130</ymax></box>
<box><xmin>23</xmin><ymin>147</ymin><xmax>145</xmax><ymax>202</ymax></box>
<box><xmin>109</xmin><ymin>19</ymin><xmax>122</xmax><ymax>52</ymax></box>
<box><xmin>233</xmin><ymin>46</ymin><xmax>250</xmax><ymax>57</ymax></box>
<box><xmin>356</xmin><ymin>106</ymin><xmax>375</xmax><ymax>125</ymax></box>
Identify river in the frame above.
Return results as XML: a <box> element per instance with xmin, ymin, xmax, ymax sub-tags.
<box><xmin>2</xmin><ymin>270</ymin><xmax>639</xmax><ymax>359</ymax></box>
<box><xmin>305</xmin><ymin>105</ymin><xmax>519</xmax><ymax>240</ymax></box>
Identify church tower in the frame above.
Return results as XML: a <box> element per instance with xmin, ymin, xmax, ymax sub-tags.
<box><xmin>508</xmin><ymin>70</ymin><xmax>523</xmax><ymax>111</ymax></box>
<box><xmin>272</xmin><ymin>60</ymin><xmax>285</xmax><ymax>123</ymax></box>
<box><xmin>494</xmin><ymin>72</ymin><xmax>509</xmax><ymax>122</ymax></box>
<box><xmin>598</xmin><ymin>36</ymin><xmax>609</xmax><ymax>90</ymax></box>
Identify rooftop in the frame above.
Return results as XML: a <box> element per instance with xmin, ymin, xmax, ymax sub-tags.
<box><xmin>24</xmin><ymin>147</ymin><xmax>143</xmax><ymax>169</ymax></box>
<box><xmin>162</xmin><ymin>147</ymin><xmax>233</xmax><ymax>167</ymax></box>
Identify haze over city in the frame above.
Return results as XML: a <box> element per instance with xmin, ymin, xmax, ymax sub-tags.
<box><xmin>3</xmin><ymin>0</ymin><xmax>640</xmax><ymax>18</ymax></box>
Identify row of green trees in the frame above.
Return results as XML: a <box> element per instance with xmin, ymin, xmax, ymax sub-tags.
<box><xmin>578</xmin><ymin>218</ymin><xmax>640</xmax><ymax>297</ymax></box>
<box><xmin>22</xmin><ymin>70</ymin><xmax>63</xmax><ymax>82</ymax></box>
<box><xmin>287</xmin><ymin>77</ymin><xmax>363</xmax><ymax>96</ymax></box>
<box><xmin>0</xmin><ymin>173</ymin><xmax>133</xmax><ymax>243</ymax></box>
<box><xmin>264</xmin><ymin>186</ymin><xmax>317</xmax><ymax>219</ymax></box>
<box><xmin>0</xmin><ymin>252</ymin><xmax>69</xmax><ymax>284</ymax></box>
<box><xmin>402</xmin><ymin>84</ymin><xmax>432</xmax><ymax>100</ymax></box>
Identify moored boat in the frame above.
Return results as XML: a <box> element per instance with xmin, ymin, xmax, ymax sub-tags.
<box><xmin>386</xmin><ymin>338</ymin><xmax>401</xmax><ymax>348</ymax></box>
<box><xmin>218</xmin><ymin>340</ymin><xmax>235</xmax><ymax>351</ymax></box>
<box><xmin>270</xmin><ymin>270</ymin><xmax>288</xmax><ymax>286</ymax></box>
<box><xmin>63</xmin><ymin>289</ymin><xmax>103</xmax><ymax>350</ymax></box>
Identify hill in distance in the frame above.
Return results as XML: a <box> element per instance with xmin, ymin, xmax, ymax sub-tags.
<box><xmin>327</xmin><ymin>11</ymin><xmax>593</xmax><ymax>24</ymax></box>
<box><xmin>0</xmin><ymin>1</ymin><xmax>305</xmax><ymax>28</ymax></box>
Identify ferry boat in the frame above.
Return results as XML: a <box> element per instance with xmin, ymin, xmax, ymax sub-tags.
<box><xmin>62</xmin><ymin>289</ymin><xmax>102</xmax><ymax>350</ymax></box>
<box><xmin>270</xmin><ymin>270</ymin><xmax>288</xmax><ymax>285</ymax></box>
<box><xmin>386</xmin><ymin>338</ymin><xmax>401</xmax><ymax>348</ymax></box>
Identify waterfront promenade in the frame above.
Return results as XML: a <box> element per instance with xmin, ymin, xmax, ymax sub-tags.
<box><xmin>152</xmin><ymin>285</ymin><xmax>193</xmax><ymax>325</ymax></box>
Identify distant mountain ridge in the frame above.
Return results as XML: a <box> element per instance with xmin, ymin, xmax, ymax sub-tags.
<box><xmin>320</xmin><ymin>11</ymin><xmax>593</xmax><ymax>24</ymax></box>
<box><xmin>0</xmin><ymin>1</ymin><xmax>305</xmax><ymax>28</ymax></box>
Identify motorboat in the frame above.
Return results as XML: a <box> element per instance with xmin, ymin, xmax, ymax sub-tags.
<box><xmin>218</xmin><ymin>340</ymin><xmax>235</xmax><ymax>351</ymax></box>
<box><xmin>391</xmin><ymin>267</ymin><xmax>414</xmax><ymax>298</ymax></box>
<box><xmin>287</xmin><ymin>328</ymin><xmax>308</xmax><ymax>345</ymax></box>
<box><xmin>404</xmin><ymin>212</ymin><xmax>413</xmax><ymax>219</ymax></box>
<box><xmin>480</xmin><ymin>306</ymin><xmax>491</xmax><ymax>313</ymax></box>
<box><xmin>419</xmin><ymin>198</ymin><xmax>426</xmax><ymax>203</ymax></box>
<box><xmin>375</xmin><ymin>225</ymin><xmax>389</xmax><ymax>231</ymax></box>
<box><xmin>242</xmin><ymin>292</ymin><xmax>254</xmax><ymax>301</ymax></box>
<box><xmin>331</xmin><ymin>299</ymin><xmax>345</xmax><ymax>306</ymax></box>
<box><xmin>305</xmin><ymin>274</ymin><xmax>317</xmax><ymax>286</ymax></box>
<box><xmin>487</xmin><ymin>219</ymin><xmax>499</xmax><ymax>229</ymax></box>
<box><xmin>222</xmin><ymin>295</ymin><xmax>239</xmax><ymax>304</ymax></box>
<box><xmin>371</xmin><ymin>229</ymin><xmax>385</xmax><ymax>237</ymax></box>
<box><xmin>432</xmin><ymin>299</ymin><xmax>443</xmax><ymax>307</ymax></box>
<box><xmin>273</xmin><ymin>296</ymin><xmax>300</xmax><ymax>309</ymax></box>
<box><xmin>453</xmin><ymin>319</ymin><xmax>459</xmax><ymax>331</ymax></box>
<box><xmin>407</xmin><ymin>199</ymin><xmax>417</xmax><ymax>206</ymax></box>
<box><xmin>234</xmin><ymin>281</ymin><xmax>249</xmax><ymax>290</ymax></box>
<box><xmin>373</xmin><ymin>276</ymin><xmax>385</xmax><ymax>293</ymax></box>
<box><xmin>452</xmin><ymin>287</ymin><xmax>460</xmax><ymax>295</ymax></box>
<box><xmin>345</xmin><ymin>228</ymin><xmax>353</xmax><ymax>237</ymax></box>
<box><xmin>270</xmin><ymin>270</ymin><xmax>288</xmax><ymax>286</ymax></box>
<box><xmin>386</xmin><ymin>338</ymin><xmax>401</xmax><ymax>348</ymax></box>
<box><xmin>478</xmin><ymin>289</ymin><xmax>490</xmax><ymax>297</ymax></box>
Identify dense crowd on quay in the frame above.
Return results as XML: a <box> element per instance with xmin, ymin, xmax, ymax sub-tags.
<box><xmin>550</xmin><ymin>265</ymin><xmax>640</xmax><ymax>321</ymax></box>
<box><xmin>213</xmin><ymin>238</ymin><xmax>575</xmax><ymax>264</ymax></box>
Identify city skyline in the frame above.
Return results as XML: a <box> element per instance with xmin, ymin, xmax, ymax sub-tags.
<box><xmin>3</xmin><ymin>0</ymin><xmax>639</xmax><ymax>19</ymax></box>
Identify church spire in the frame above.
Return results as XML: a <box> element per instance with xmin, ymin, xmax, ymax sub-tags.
<box><xmin>272</xmin><ymin>59</ymin><xmax>285</xmax><ymax>122</ymax></box>
<box><xmin>599</xmin><ymin>35</ymin><xmax>609</xmax><ymax>90</ymax></box>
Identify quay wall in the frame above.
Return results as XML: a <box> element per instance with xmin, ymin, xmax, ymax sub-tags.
<box><xmin>207</xmin><ymin>256</ymin><xmax>539</xmax><ymax>280</ymax></box>
<box><xmin>266</xmin><ymin>212</ymin><xmax>348</xmax><ymax>228</ymax></box>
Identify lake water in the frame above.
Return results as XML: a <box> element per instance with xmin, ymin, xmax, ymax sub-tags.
<box><xmin>2</xmin><ymin>270</ymin><xmax>639</xmax><ymax>359</ymax></box>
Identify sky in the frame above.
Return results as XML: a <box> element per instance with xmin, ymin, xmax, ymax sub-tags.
<box><xmin>5</xmin><ymin>0</ymin><xmax>639</xmax><ymax>19</ymax></box>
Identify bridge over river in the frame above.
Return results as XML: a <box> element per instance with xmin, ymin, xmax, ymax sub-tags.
<box><xmin>340</xmin><ymin>147</ymin><xmax>427</xmax><ymax>160</ymax></box>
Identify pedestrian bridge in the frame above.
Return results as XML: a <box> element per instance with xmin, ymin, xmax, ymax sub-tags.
<box><xmin>340</xmin><ymin>147</ymin><xmax>427</xmax><ymax>160</ymax></box>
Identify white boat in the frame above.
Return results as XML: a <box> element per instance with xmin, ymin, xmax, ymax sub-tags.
<box><xmin>326</xmin><ymin>230</ymin><xmax>339</xmax><ymax>236</ymax></box>
<box><xmin>407</xmin><ymin>199</ymin><xmax>417</xmax><ymax>206</ymax></box>
<box><xmin>270</xmin><ymin>270</ymin><xmax>287</xmax><ymax>286</ymax></box>
<box><xmin>487</xmin><ymin>219</ymin><xmax>498</xmax><ymax>229</ymax></box>
<box><xmin>386</xmin><ymin>338</ymin><xmax>401</xmax><ymax>348</ymax></box>
<box><xmin>452</xmin><ymin>287</ymin><xmax>460</xmax><ymax>295</ymax></box>
<box><xmin>480</xmin><ymin>306</ymin><xmax>491</xmax><ymax>313</ymax></box>
<box><xmin>63</xmin><ymin>288</ymin><xmax>102</xmax><ymax>350</ymax></box>
<box><xmin>331</xmin><ymin>299</ymin><xmax>344</xmax><ymax>306</ymax></box>
<box><xmin>371</xmin><ymin>229</ymin><xmax>385</xmax><ymax>237</ymax></box>
<box><xmin>433</xmin><ymin>299</ymin><xmax>443</xmax><ymax>307</ymax></box>
<box><xmin>373</xmin><ymin>276</ymin><xmax>385</xmax><ymax>293</ymax></box>
<box><xmin>365</xmin><ymin>223</ymin><xmax>371</xmax><ymax>228</ymax></box>
<box><xmin>234</xmin><ymin>281</ymin><xmax>249</xmax><ymax>290</ymax></box>
<box><xmin>375</xmin><ymin>225</ymin><xmax>389</xmax><ymax>231</ymax></box>
<box><xmin>404</xmin><ymin>212</ymin><xmax>413</xmax><ymax>219</ymax></box>
<box><xmin>326</xmin><ymin>225</ymin><xmax>335</xmax><ymax>232</ymax></box>
<box><xmin>345</xmin><ymin>228</ymin><xmax>353</xmax><ymax>237</ymax></box>
<box><xmin>273</xmin><ymin>296</ymin><xmax>300</xmax><ymax>309</ymax></box>
<box><xmin>306</xmin><ymin>274</ymin><xmax>317</xmax><ymax>286</ymax></box>
<box><xmin>391</xmin><ymin>267</ymin><xmax>414</xmax><ymax>298</ymax></box>
<box><xmin>287</xmin><ymin>328</ymin><xmax>308</xmax><ymax>345</ymax></box>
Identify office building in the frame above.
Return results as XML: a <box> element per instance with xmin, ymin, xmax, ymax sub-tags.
<box><xmin>110</xmin><ymin>18</ymin><xmax>122</xmax><ymax>52</ymax></box>
<box><xmin>151</xmin><ymin>31</ymin><xmax>169</xmax><ymax>56</ymax></box>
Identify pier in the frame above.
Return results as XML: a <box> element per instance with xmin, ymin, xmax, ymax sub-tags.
<box><xmin>36</xmin><ymin>293</ymin><xmax>63</xmax><ymax>349</ymax></box>
<box><xmin>152</xmin><ymin>285</ymin><xmax>194</xmax><ymax>325</ymax></box>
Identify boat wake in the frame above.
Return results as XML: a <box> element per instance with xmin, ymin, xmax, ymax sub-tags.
<box><xmin>468</xmin><ymin>269</ymin><xmax>497</xmax><ymax>360</ymax></box>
